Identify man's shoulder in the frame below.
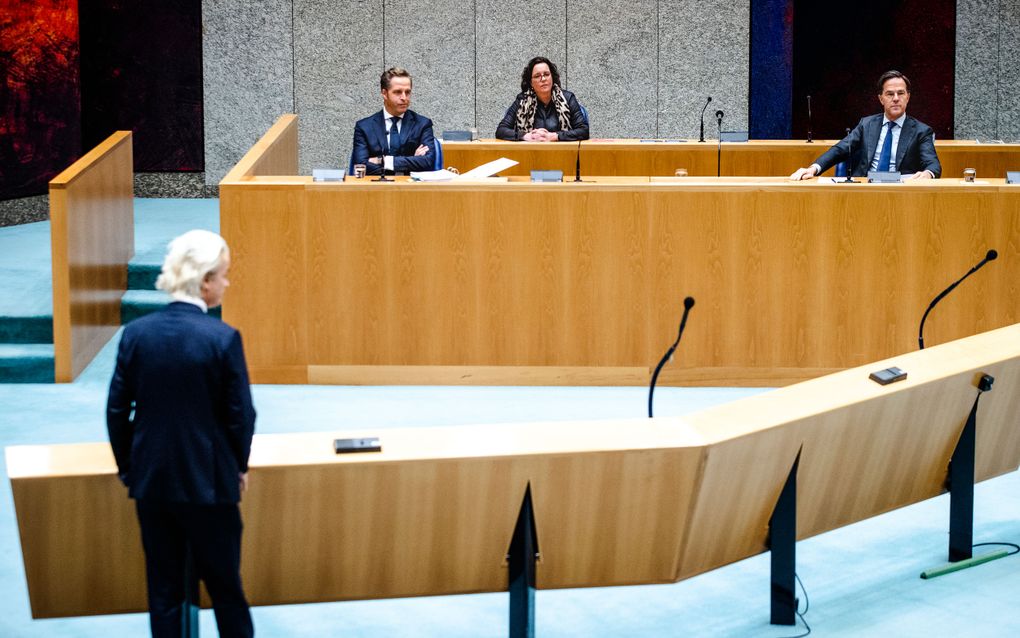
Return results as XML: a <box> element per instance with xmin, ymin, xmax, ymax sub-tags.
<box><xmin>355</xmin><ymin>111</ymin><xmax>382</xmax><ymax>129</ymax></box>
<box><xmin>403</xmin><ymin>110</ymin><xmax>433</xmax><ymax>127</ymax></box>
<box><xmin>904</xmin><ymin>115</ymin><xmax>934</xmax><ymax>134</ymax></box>
<box><xmin>125</xmin><ymin>303</ymin><xmax>236</xmax><ymax>338</ymax></box>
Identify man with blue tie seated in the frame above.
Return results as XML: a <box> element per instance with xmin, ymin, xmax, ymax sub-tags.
<box><xmin>352</xmin><ymin>67</ymin><xmax>435</xmax><ymax>175</ymax></box>
<box><xmin>790</xmin><ymin>70</ymin><xmax>941</xmax><ymax>180</ymax></box>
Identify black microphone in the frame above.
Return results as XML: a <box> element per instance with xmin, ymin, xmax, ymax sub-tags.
<box><xmin>841</xmin><ymin>127</ymin><xmax>854</xmax><ymax>183</ymax></box>
<box><xmin>806</xmin><ymin>95</ymin><xmax>813</xmax><ymax>143</ymax></box>
<box><xmin>699</xmin><ymin>97</ymin><xmax>712</xmax><ymax>143</ymax></box>
<box><xmin>574</xmin><ymin>139</ymin><xmax>584</xmax><ymax>182</ymax></box>
<box><xmin>918</xmin><ymin>249</ymin><xmax>998</xmax><ymax>349</ymax></box>
<box><xmin>715</xmin><ymin>110</ymin><xmax>724</xmax><ymax>177</ymax></box>
<box><xmin>649</xmin><ymin>297</ymin><xmax>695</xmax><ymax>418</ymax></box>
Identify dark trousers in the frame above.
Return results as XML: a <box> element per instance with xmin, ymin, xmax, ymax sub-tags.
<box><xmin>136</xmin><ymin>500</ymin><xmax>254</xmax><ymax>638</ymax></box>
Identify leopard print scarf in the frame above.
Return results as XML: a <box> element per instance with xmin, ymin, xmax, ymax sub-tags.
<box><xmin>514</xmin><ymin>85</ymin><xmax>571</xmax><ymax>134</ymax></box>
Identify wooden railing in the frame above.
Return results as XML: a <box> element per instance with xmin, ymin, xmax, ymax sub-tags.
<box><xmin>49</xmin><ymin>131</ymin><xmax>134</xmax><ymax>382</ymax></box>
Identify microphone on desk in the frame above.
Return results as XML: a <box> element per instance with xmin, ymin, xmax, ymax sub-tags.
<box><xmin>574</xmin><ymin>139</ymin><xmax>585</xmax><ymax>182</ymax></box>
<box><xmin>841</xmin><ymin>127</ymin><xmax>854</xmax><ymax>183</ymax></box>
<box><xmin>649</xmin><ymin>296</ymin><xmax>695</xmax><ymax>418</ymax></box>
<box><xmin>699</xmin><ymin>97</ymin><xmax>712</xmax><ymax>143</ymax></box>
<box><xmin>806</xmin><ymin>95</ymin><xmax>813</xmax><ymax>143</ymax></box>
<box><xmin>715</xmin><ymin>110</ymin><xmax>725</xmax><ymax>177</ymax></box>
<box><xmin>918</xmin><ymin>250</ymin><xmax>998</xmax><ymax>350</ymax></box>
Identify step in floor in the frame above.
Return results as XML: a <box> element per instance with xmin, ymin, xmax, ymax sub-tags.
<box><xmin>0</xmin><ymin>343</ymin><xmax>54</xmax><ymax>383</ymax></box>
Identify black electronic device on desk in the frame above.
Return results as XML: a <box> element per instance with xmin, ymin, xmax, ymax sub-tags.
<box><xmin>334</xmin><ymin>437</ymin><xmax>382</xmax><ymax>454</ymax></box>
<box><xmin>869</xmin><ymin>367</ymin><xmax>907</xmax><ymax>385</ymax></box>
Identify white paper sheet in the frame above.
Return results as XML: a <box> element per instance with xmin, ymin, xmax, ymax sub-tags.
<box><xmin>458</xmin><ymin>157</ymin><xmax>519</xmax><ymax>179</ymax></box>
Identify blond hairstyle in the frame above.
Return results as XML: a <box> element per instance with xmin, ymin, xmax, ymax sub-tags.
<box><xmin>155</xmin><ymin>230</ymin><xmax>229</xmax><ymax>298</ymax></box>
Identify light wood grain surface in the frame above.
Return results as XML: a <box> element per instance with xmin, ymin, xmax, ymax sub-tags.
<box><xmin>8</xmin><ymin>324</ymin><xmax>1020</xmax><ymax>617</ymax></box>
<box><xmin>220</xmin><ymin>117</ymin><xmax>1020</xmax><ymax>386</ymax></box>
<box><xmin>48</xmin><ymin>131</ymin><xmax>134</xmax><ymax>382</ymax></box>
<box><xmin>443</xmin><ymin>138</ymin><xmax>1020</xmax><ymax>179</ymax></box>
<box><xmin>223</xmin><ymin>177</ymin><xmax>1020</xmax><ymax>385</ymax></box>
<box><xmin>221</xmin><ymin>114</ymin><xmax>298</xmax><ymax>182</ymax></box>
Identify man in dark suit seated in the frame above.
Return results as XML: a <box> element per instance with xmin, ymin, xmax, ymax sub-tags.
<box><xmin>107</xmin><ymin>230</ymin><xmax>256</xmax><ymax>638</ymax></box>
<box><xmin>352</xmin><ymin>67</ymin><xmax>436</xmax><ymax>175</ymax></box>
<box><xmin>790</xmin><ymin>70</ymin><xmax>941</xmax><ymax>180</ymax></box>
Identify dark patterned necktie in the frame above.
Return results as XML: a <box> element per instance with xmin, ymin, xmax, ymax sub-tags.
<box><xmin>389</xmin><ymin>116</ymin><xmax>401</xmax><ymax>154</ymax></box>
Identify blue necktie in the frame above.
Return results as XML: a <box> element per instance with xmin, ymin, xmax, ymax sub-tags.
<box><xmin>388</xmin><ymin>116</ymin><xmax>401</xmax><ymax>154</ymax></box>
<box><xmin>877</xmin><ymin>121</ymin><xmax>895</xmax><ymax>171</ymax></box>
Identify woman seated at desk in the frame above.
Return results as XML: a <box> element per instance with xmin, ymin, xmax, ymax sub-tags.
<box><xmin>496</xmin><ymin>56</ymin><xmax>590</xmax><ymax>142</ymax></box>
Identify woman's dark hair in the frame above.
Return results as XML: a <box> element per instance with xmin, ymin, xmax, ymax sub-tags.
<box><xmin>520</xmin><ymin>57</ymin><xmax>561</xmax><ymax>93</ymax></box>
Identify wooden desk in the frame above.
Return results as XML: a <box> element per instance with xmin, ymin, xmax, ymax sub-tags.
<box><xmin>221</xmin><ymin>177</ymin><xmax>1020</xmax><ymax>386</ymax></box>
<box><xmin>9</xmin><ymin>323</ymin><xmax>1020</xmax><ymax>617</ymax></box>
<box><xmin>216</xmin><ymin>117</ymin><xmax>1020</xmax><ymax>386</ymax></box>
<box><xmin>441</xmin><ymin>138</ymin><xmax>1020</xmax><ymax>179</ymax></box>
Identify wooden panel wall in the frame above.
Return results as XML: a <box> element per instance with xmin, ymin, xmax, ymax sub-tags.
<box><xmin>223</xmin><ymin>175</ymin><xmax>1020</xmax><ymax>386</ymax></box>
<box><xmin>442</xmin><ymin>139</ymin><xmax>1020</xmax><ymax>178</ymax></box>
<box><xmin>49</xmin><ymin>131</ymin><xmax>134</xmax><ymax>382</ymax></box>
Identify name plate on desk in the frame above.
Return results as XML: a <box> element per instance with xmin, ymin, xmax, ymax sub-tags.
<box><xmin>1007</xmin><ymin>171</ymin><xmax>1020</xmax><ymax>184</ymax></box>
<box><xmin>720</xmin><ymin>131</ymin><xmax>749</xmax><ymax>142</ymax></box>
<box><xmin>313</xmin><ymin>169</ymin><xmax>345</xmax><ymax>182</ymax></box>
<box><xmin>868</xmin><ymin>171</ymin><xmax>901</xmax><ymax>183</ymax></box>
<box><xmin>442</xmin><ymin>130</ymin><xmax>472</xmax><ymax>141</ymax></box>
<box><xmin>531</xmin><ymin>170</ymin><xmax>563</xmax><ymax>182</ymax></box>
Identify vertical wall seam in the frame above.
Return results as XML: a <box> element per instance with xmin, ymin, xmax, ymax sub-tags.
<box><xmin>474</xmin><ymin>0</ymin><xmax>478</xmax><ymax>128</ymax></box>
<box><xmin>996</xmin><ymin>0</ymin><xmax>1002</xmax><ymax>139</ymax></box>
<box><xmin>382</xmin><ymin>1</ymin><xmax>387</xmax><ymax>70</ymax></box>
<box><xmin>655</xmin><ymin>0</ymin><xmax>660</xmax><ymax>137</ymax></box>
<box><xmin>564</xmin><ymin>0</ymin><xmax>569</xmax><ymax>87</ymax></box>
<box><xmin>291</xmin><ymin>0</ymin><xmax>297</xmax><ymax>112</ymax></box>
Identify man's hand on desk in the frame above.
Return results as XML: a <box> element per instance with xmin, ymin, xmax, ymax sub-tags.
<box><xmin>905</xmin><ymin>170</ymin><xmax>934</xmax><ymax>180</ymax></box>
<box><xmin>789</xmin><ymin>165</ymin><xmax>819</xmax><ymax>181</ymax></box>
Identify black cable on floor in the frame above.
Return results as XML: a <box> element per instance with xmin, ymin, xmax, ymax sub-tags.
<box><xmin>973</xmin><ymin>541</ymin><xmax>1020</xmax><ymax>556</ymax></box>
<box><xmin>777</xmin><ymin>572</ymin><xmax>811</xmax><ymax>638</ymax></box>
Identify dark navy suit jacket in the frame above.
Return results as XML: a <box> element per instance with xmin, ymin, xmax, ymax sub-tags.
<box><xmin>814</xmin><ymin>113</ymin><xmax>942</xmax><ymax>177</ymax></box>
<box><xmin>107</xmin><ymin>302</ymin><xmax>256</xmax><ymax>504</ymax></box>
<box><xmin>352</xmin><ymin>109</ymin><xmax>436</xmax><ymax>175</ymax></box>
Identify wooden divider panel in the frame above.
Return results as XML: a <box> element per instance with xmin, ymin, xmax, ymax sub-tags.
<box><xmin>49</xmin><ymin>131</ymin><xmax>134</xmax><ymax>382</ymax></box>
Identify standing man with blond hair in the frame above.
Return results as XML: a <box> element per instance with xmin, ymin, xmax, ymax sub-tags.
<box><xmin>351</xmin><ymin>66</ymin><xmax>436</xmax><ymax>175</ymax></box>
<box><xmin>107</xmin><ymin>229</ymin><xmax>256</xmax><ymax>637</ymax></box>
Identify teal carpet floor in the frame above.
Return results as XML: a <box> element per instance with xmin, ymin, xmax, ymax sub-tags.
<box><xmin>0</xmin><ymin>200</ymin><xmax>1018</xmax><ymax>636</ymax></box>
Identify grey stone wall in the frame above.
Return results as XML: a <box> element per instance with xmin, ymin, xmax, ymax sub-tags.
<box><xmin>201</xmin><ymin>0</ymin><xmax>752</xmax><ymax>182</ymax></box>
<box><xmin>955</xmin><ymin>0</ymin><xmax>1020</xmax><ymax>141</ymax></box>
<box><xmin>202</xmin><ymin>0</ymin><xmax>295</xmax><ymax>184</ymax></box>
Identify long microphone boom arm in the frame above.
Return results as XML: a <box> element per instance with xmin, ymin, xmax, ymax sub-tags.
<box><xmin>699</xmin><ymin>97</ymin><xmax>712</xmax><ymax>143</ymax></box>
<box><xmin>649</xmin><ymin>297</ymin><xmax>695</xmax><ymax>418</ymax></box>
<box><xmin>918</xmin><ymin>249</ymin><xmax>998</xmax><ymax>349</ymax></box>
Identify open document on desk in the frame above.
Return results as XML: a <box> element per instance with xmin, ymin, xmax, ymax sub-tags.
<box><xmin>412</xmin><ymin>157</ymin><xmax>518</xmax><ymax>181</ymax></box>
